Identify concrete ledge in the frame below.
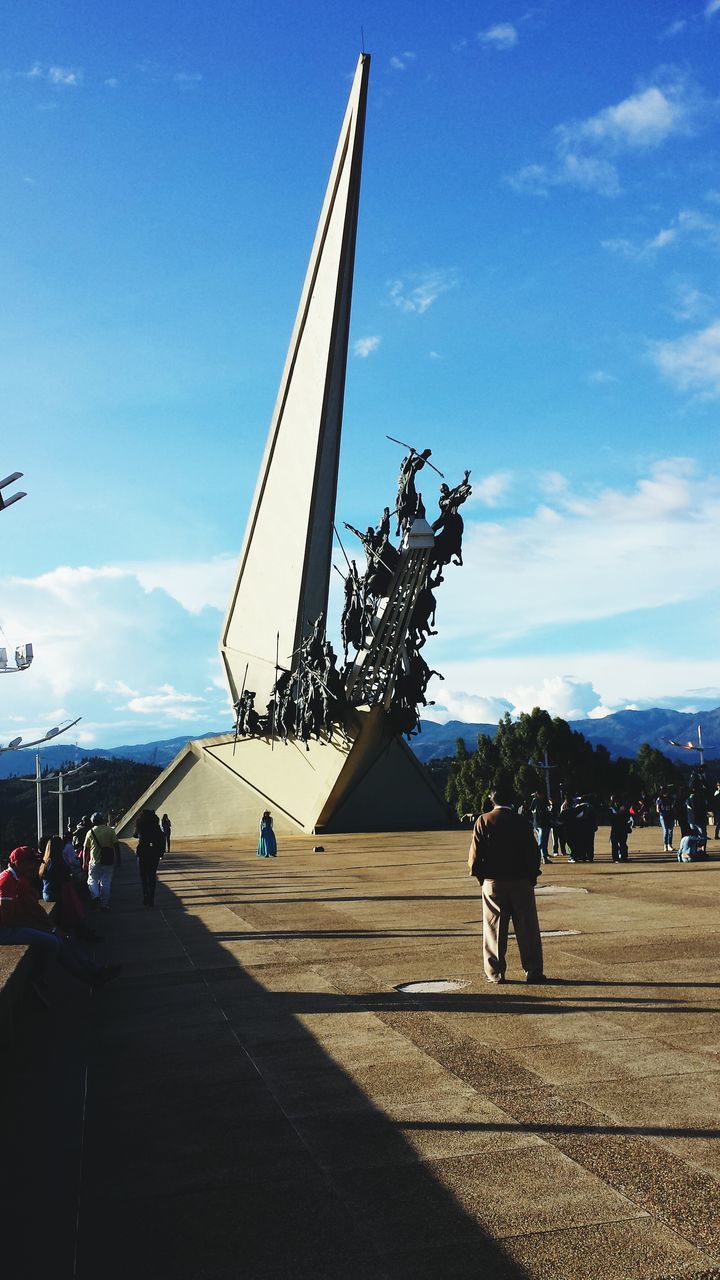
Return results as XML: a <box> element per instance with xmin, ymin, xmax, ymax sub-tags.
<box><xmin>0</xmin><ymin>901</ymin><xmax>56</xmax><ymax>1044</ymax></box>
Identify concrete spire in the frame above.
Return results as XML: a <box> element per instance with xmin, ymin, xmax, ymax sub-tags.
<box><xmin>221</xmin><ymin>54</ymin><xmax>371</xmax><ymax>708</ymax></box>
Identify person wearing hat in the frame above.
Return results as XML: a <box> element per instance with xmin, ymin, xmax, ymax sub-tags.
<box><xmin>83</xmin><ymin>812</ymin><xmax>119</xmax><ymax>910</ymax></box>
<box><xmin>0</xmin><ymin>846</ymin><xmax>120</xmax><ymax>988</ymax></box>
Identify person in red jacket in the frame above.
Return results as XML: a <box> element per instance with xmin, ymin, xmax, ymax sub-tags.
<box><xmin>0</xmin><ymin>846</ymin><xmax>120</xmax><ymax>988</ymax></box>
<box><xmin>468</xmin><ymin>788</ymin><xmax>545</xmax><ymax>984</ymax></box>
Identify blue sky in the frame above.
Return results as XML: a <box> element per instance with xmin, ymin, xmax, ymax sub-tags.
<box><xmin>2</xmin><ymin>0</ymin><xmax>720</xmax><ymax>747</ymax></box>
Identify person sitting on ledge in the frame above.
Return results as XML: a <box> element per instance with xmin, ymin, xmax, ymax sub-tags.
<box><xmin>39</xmin><ymin>835</ymin><xmax>99</xmax><ymax>942</ymax></box>
<box><xmin>0</xmin><ymin>845</ymin><xmax>120</xmax><ymax>990</ymax></box>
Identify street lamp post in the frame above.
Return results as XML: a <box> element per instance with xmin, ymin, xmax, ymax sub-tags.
<box><xmin>663</xmin><ymin>724</ymin><xmax>718</xmax><ymax>768</ymax></box>
<box><xmin>0</xmin><ymin>472</ymin><xmax>26</xmax><ymax>511</ymax></box>
<box><xmin>48</xmin><ymin>763</ymin><xmax>97</xmax><ymax>836</ymax></box>
<box><xmin>6</xmin><ymin>718</ymin><xmax>83</xmax><ymax>842</ymax></box>
<box><xmin>529</xmin><ymin>748</ymin><xmax>558</xmax><ymax>805</ymax></box>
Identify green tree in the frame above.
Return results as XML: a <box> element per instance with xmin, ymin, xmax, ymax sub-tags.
<box><xmin>633</xmin><ymin>744</ymin><xmax>683</xmax><ymax>796</ymax></box>
<box><xmin>444</xmin><ymin>707</ymin><xmax>660</xmax><ymax>818</ymax></box>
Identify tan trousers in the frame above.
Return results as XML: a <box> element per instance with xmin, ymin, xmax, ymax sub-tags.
<box><xmin>481</xmin><ymin>878</ymin><xmax>543</xmax><ymax>979</ymax></box>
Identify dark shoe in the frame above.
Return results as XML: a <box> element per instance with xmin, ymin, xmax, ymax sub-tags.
<box><xmin>91</xmin><ymin>963</ymin><xmax>123</xmax><ymax>992</ymax></box>
<box><xmin>30</xmin><ymin>980</ymin><xmax>50</xmax><ymax>1009</ymax></box>
<box><xmin>76</xmin><ymin>925</ymin><xmax>102</xmax><ymax>943</ymax></box>
<box><xmin>527</xmin><ymin>973</ymin><xmax>546</xmax><ymax>984</ymax></box>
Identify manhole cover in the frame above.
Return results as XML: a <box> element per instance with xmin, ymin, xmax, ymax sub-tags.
<box><xmin>394</xmin><ymin>979</ymin><xmax>468</xmax><ymax>994</ymax></box>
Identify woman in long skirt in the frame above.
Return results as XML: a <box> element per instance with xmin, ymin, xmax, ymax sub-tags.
<box><xmin>257</xmin><ymin>810</ymin><xmax>277</xmax><ymax>858</ymax></box>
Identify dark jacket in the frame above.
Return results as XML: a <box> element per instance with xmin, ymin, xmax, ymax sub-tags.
<box><xmin>468</xmin><ymin>806</ymin><xmax>541</xmax><ymax>884</ymax></box>
<box><xmin>134</xmin><ymin>811</ymin><xmax>165</xmax><ymax>862</ymax></box>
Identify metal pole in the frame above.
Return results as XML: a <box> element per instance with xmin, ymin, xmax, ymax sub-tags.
<box><xmin>58</xmin><ymin>771</ymin><xmax>64</xmax><ymax>837</ymax></box>
<box><xmin>543</xmin><ymin>749</ymin><xmax>553</xmax><ymax>806</ymax></box>
<box><xmin>35</xmin><ymin>752</ymin><xmax>42</xmax><ymax>845</ymax></box>
<box><xmin>698</xmin><ymin>724</ymin><xmax>705</xmax><ymax>769</ymax></box>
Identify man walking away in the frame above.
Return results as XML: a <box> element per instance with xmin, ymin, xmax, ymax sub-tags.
<box><xmin>84</xmin><ymin>812</ymin><xmax>119</xmax><ymax>911</ymax></box>
<box><xmin>134</xmin><ymin>810</ymin><xmax>166</xmax><ymax>907</ymax></box>
<box><xmin>468</xmin><ymin>788</ymin><xmax>545</xmax><ymax>984</ymax></box>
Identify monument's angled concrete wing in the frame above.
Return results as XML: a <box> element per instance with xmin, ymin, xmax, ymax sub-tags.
<box><xmin>117</xmin><ymin>54</ymin><xmax>452</xmax><ymax>839</ymax></box>
<box><xmin>221</xmin><ymin>54</ymin><xmax>370</xmax><ymax>709</ymax></box>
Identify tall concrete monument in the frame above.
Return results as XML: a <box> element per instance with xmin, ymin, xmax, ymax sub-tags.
<box><xmin>119</xmin><ymin>55</ymin><xmax>459</xmax><ymax>839</ymax></box>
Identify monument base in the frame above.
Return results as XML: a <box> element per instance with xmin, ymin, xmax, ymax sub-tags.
<box><xmin>116</xmin><ymin>707</ymin><xmax>450</xmax><ymax>839</ymax></box>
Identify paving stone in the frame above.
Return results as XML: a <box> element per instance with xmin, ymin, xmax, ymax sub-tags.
<box><xmin>7</xmin><ymin>828</ymin><xmax>720</xmax><ymax>1279</ymax></box>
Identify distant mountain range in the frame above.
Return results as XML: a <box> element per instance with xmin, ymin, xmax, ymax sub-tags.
<box><xmin>1</xmin><ymin>707</ymin><xmax>718</xmax><ymax>779</ymax></box>
<box><xmin>411</xmin><ymin>708</ymin><xmax>720</xmax><ymax>764</ymax></box>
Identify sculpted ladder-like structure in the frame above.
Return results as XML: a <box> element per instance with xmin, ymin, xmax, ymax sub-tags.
<box><xmin>118</xmin><ymin>55</ymin><xmax>449</xmax><ymax>839</ymax></box>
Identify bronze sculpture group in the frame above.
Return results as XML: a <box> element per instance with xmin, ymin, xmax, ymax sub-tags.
<box><xmin>232</xmin><ymin>442</ymin><xmax>471</xmax><ymax>749</ymax></box>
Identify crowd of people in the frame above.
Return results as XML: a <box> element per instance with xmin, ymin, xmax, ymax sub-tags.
<box><xmin>519</xmin><ymin>776</ymin><xmax>720</xmax><ymax>865</ymax></box>
<box><xmin>0</xmin><ymin>807</ymin><xmax>173</xmax><ymax>997</ymax></box>
<box><xmin>469</xmin><ymin>777</ymin><xmax>719</xmax><ymax>985</ymax></box>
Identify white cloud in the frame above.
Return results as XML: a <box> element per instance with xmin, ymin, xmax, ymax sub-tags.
<box><xmin>125</xmin><ymin>684</ymin><xmax>206</xmax><ymax>720</ymax></box>
<box><xmin>426</xmin><ymin>678</ymin><xmax>603</xmax><ymax>724</ymax></box>
<box><xmin>539</xmin><ymin>471</ymin><xmax>568</xmax><ymax>497</ymax></box>
<box><xmin>564</xmin><ymin>84</ymin><xmax>691</xmax><ymax>151</ymax></box>
<box><xmin>509</xmin><ymin>676</ymin><xmax>603</xmax><ymax>721</ymax></box>
<box><xmin>136</xmin><ymin>61</ymin><xmax>202</xmax><ymax>87</ymax></box>
<box><xmin>509</xmin><ymin>70</ymin><xmax>704</xmax><ymax>199</ymax></box>
<box><xmin>558</xmin><ymin>153</ymin><xmax>621</xmax><ymax>196</ymax></box>
<box><xmin>48</xmin><ymin>66</ymin><xmax>82</xmax><ymax>86</ymax></box>
<box><xmin>425</xmin><ymin>690</ymin><xmax>513</xmax><ymax>724</ymax></box>
<box><xmin>507</xmin><ymin>164</ymin><xmax>552</xmax><ymax>197</ymax></box>
<box><xmin>388</xmin><ymin>269</ymin><xmax>459</xmax><ymax>315</ymax></box>
<box><xmin>128</xmin><ymin>555</ymin><xmax>236</xmax><ymax>612</ymax></box>
<box><xmin>706</xmin><ymin>0</ymin><xmax>720</xmax><ymax>16</ymax></box>
<box><xmin>588</xmin><ymin>369</ymin><xmax>618</xmax><ymax>384</ymax></box>
<box><xmin>435</xmin><ymin>458</ymin><xmax>720</xmax><ymax>653</ymax></box>
<box><xmin>603</xmin><ymin>208</ymin><xmax>720</xmax><ymax>260</ymax></box>
<box><xmin>431</xmin><ymin>655</ymin><xmax>720</xmax><ymax>728</ymax></box>
<box><xmin>671</xmin><ymin>282</ymin><xmax>715</xmax><ymax>322</ymax></box>
<box><xmin>0</xmin><ymin>556</ymin><xmax>232</xmax><ymax>744</ymax></box>
<box><xmin>390</xmin><ymin>52</ymin><xmax>416</xmax><ymax>71</ymax></box>
<box><xmin>95</xmin><ymin>680</ymin><xmax>139</xmax><ymax>697</ymax></box>
<box><xmin>353</xmin><ymin>335</ymin><xmax>381</xmax><ymax>358</ymax></box>
<box><xmin>17</xmin><ymin>63</ymin><xmax>82</xmax><ymax>86</ymax></box>
<box><xmin>478</xmin><ymin>23</ymin><xmax>518</xmax><ymax>49</ymax></box>
<box><xmin>651</xmin><ymin>319</ymin><xmax>720</xmax><ymax>397</ymax></box>
<box><xmin>508</xmin><ymin>155</ymin><xmax>620</xmax><ymax>198</ymax></box>
<box><xmin>470</xmin><ymin>471</ymin><xmax>512</xmax><ymax>507</ymax></box>
<box><xmin>661</xmin><ymin>19</ymin><xmax>687</xmax><ymax>38</ymax></box>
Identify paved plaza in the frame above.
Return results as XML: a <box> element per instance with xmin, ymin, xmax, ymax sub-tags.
<box><xmin>6</xmin><ymin>826</ymin><xmax>720</xmax><ymax>1279</ymax></box>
